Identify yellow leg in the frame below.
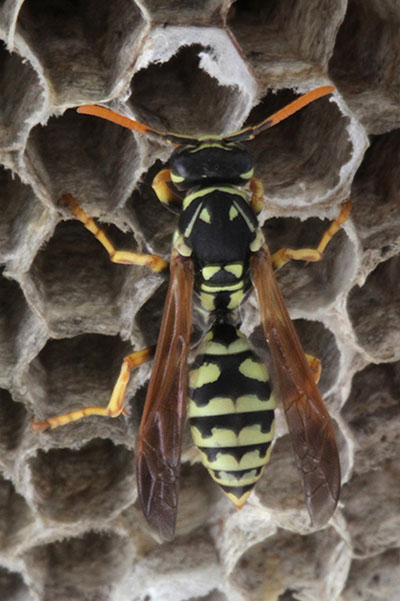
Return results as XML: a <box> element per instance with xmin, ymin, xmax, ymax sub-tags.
<box><xmin>271</xmin><ymin>201</ymin><xmax>352</xmax><ymax>270</ymax></box>
<box><xmin>61</xmin><ymin>194</ymin><xmax>168</xmax><ymax>273</ymax></box>
<box><xmin>152</xmin><ymin>168</ymin><xmax>182</xmax><ymax>209</ymax></box>
<box><xmin>249</xmin><ymin>176</ymin><xmax>264</xmax><ymax>214</ymax></box>
<box><xmin>305</xmin><ymin>353</ymin><xmax>322</xmax><ymax>384</ymax></box>
<box><xmin>31</xmin><ymin>347</ymin><xmax>153</xmax><ymax>432</ymax></box>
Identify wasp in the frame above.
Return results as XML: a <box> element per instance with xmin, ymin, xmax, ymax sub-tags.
<box><xmin>32</xmin><ymin>86</ymin><xmax>350</xmax><ymax>541</ymax></box>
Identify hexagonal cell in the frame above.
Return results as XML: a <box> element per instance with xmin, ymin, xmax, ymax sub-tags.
<box><xmin>28</xmin><ymin>438</ymin><xmax>134</xmax><ymax>522</ymax></box>
<box><xmin>232</xmin><ymin>528</ymin><xmax>348</xmax><ymax>601</ymax></box>
<box><xmin>129</xmin><ymin>39</ymin><xmax>256</xmax><ymax>137</ymax></box>
<box><xmin>244</xmin><ymin>88</ymin><xmax>352</xmax><ymax>208</ymax></box>
<box><xmin>17</xmin><ymin>0</ymin><xmax>146</xmax><ymax>104</ymax></box>
<box><xmin>26</xmin><ymin>333</ymin><xmax>132</xmax><ymax>430</ymax></box>
<box><xmin>26</xmin><ymin>219</ymin><xmax>139</xmax><ymax>337</ymax></box>
<box><xmin>347</xmin><ymin>254</ymin><xmax>400</xmax><ymax>361</ymax></box>
<box><xmin>342</xmin><ymin>549</ymin><xmax>400</xmax><ymax>601</ymax></box>
<box><xmin>139</xmin><ymin>0</ymin><xmax>223</xmax><ymax>25</ymax></box>
<box><xmin>24</xmin><ymin>530</ymin><xmax>130</xmax><ymax>601</ymax></box>
<box><xmin>0</xmin><ymin>388</ymin><xmax>27</xmax><ymax>453</ymax></box>
<box><xmin>342</xmin><ymin>460</ymin><xmax>400</xmax><ymax>556</ymax></box>
<box><xmin>116</xmin><ymin>532</ymin><xmax>221</xmax><ymax>601</ymax></box>
<box><xmin>342</xmin><ymin>361</ymin><xmax>400</xmax><ymax>474</ymax></box>
<box><xmin>0</xmin><ymin>271</ymin><xmax>31</xmax><ymax>385</ymax></box>
<box><xmin>291</xmin><ymin>319</ymin><xmax>341</xmax><ymax>394</ymax></box>
<box><xmin>255</xmin><ymin>433</ymin><xmax>308</xmax><ymax>519</ymax></box>
<box><xmin>329</xmin><ymin>0</ymin><xmax>400</xmax><ymax>134</ymax></box>
<box><xmin>263</xmin><ymin>211</ymin><xmax>356</xmax><ymax>312</ymax></box>
<box><xmin>0</xmin><ymin>166</ymin><xmax>53</xmax><ymax>273</ymax></box>
<box><xmin>0</xmin><ymin>41</ymin><xmax>44</xmax><ymax>149</ymax></box>
<box><xmin>0</xmin><ymin>566</ymin><xmax>32</xmax><ymax>601</ymax></box>
<box><xmin>228</xmin><ymin>0</ymin><xmax>345</xmax><ymax>86</ymax></box>
<box><xmin>134</xmin><ymin>277</ymin><xmax>168</xmax><ymax>348</ymax></box>
<box><xmin>25</xmin><ymin>107</ymin><xmax>140</xmax><ymax>210</ymax></box>
<box><xmin>0</xmin><ymin>474</ymin><xmax>33</xmax><ymax>552</ymax></box>
<box><xmin>350</xmin><ymin>131</ymin><xmax>400</xmax><ymax>265</ymax></box>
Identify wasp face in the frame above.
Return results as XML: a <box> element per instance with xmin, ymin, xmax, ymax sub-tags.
<box><xmin>169</xmin><ymin>139</ymin><xmax>254</xmax><ymax>190</ymax></box>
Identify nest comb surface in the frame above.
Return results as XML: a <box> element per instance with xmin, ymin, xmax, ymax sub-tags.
<box><xmin>0</xmin><ymin>1</ymin><xmax>400</xmax><ymax>600</ymax></box>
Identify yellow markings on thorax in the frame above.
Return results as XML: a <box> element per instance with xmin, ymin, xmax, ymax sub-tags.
<box><xmin>172</xmin><ymin>231</ymin><xmax>192</xmax><ymax>257</ymax></box>
<box><xmin>170</xmin><ymin>170</ymin><xmax>184</xmax><ymax>184</ymax></box>
<box><xmin>201</xmin><ymin>281</ymin><xmax>243</xmax><ymax>293</ymax></box>
<box><xmin>239</xmin><ymin>358</ymin><xmax>268</xmax><ymax>382</ymax></box>
<box><xmin>183</xmin><ymin>186</ymin><xmax>248</xmax><ymax>211</ymax></box>
<box><xmin>224</xmin><ymin>263</ymin><xmax>243</xmax><ymax>278</ymax></box>
<box><xmin>199</xmin><ymin>207</ymin><xmax>212</xmax><ymax>223</ymax></box>
<box><xmin>202</xmin><ymin>265</ymin><xmax>220</xmax><ymax>280</ymax></box>
<box><xmin>191</xmin><ymin>422</ymin><xmax>274</xmax><ymax>448</ymax></box>
<box><xmin>250</xmin><ymin>229</ymin><xmax>265</xmax><ymax>252</ymax></box>
<box><xmin>189</xmin><ymin>362</ymin><xmax>221</xmax><ymax>389</ymax></box>
<box><xmin>229</xmin><ymin>205</ymin><xmax>239</xmax><ymax>220</ymax></box>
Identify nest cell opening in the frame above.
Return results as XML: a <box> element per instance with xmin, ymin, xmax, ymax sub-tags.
<box><xmin>329</xmin><ymin>0</ymin><xmax>400</xmax><ymax>133</ymax></box>
<box><xmin>0</xmin><ymin>567</ymin><xmax>31</xmax><ymax>601</ymax></box>
<box><xmin>227</xmin><ymin>0</ymin><xmax>344</xmax><ymax>84</ymax></box>
<box><xmin>24</xmin><ymin>530</ymin><xmax>130</xmax><ymax>597</ymax></box>
<box><xmin>26</xmin><ymin>107</ymin><xmax>140</xmax><ymax>211</ymax></box>
<box><xmin>342</xmin><ymin>361</ymin><xmax>400</xmax><ymax>474</ymax></box>
<box><xmin>26</xmin><ymin>333</ymin><xmax>131</xmax><ymax>424</ymax></box>
<box><xmin>264</xmin><ymin>212</ymin><xmax>355</xmax><ymax>313</ymax></box>
<box><xmin>17</xmin><ymin>0</ymin><xmax>145</xmax><ymax>104</ymax></box>
<box><xmin>0</xmin><ymin>42</ymin><xmax>44</xmax><ymax>149</ymax></box>
<box><xmin>28</xmin><ymin>219</ymin><xmax>137</xmax><ymax>337</ymax></box>
<box><xmin>0</xmin><ymin>389</ymin><xmax>27</xmax><ymax>453</ymax></box>
<box><xmin>28</xmin><ymin>438</ymin><xmax>134</xmax><ymax>522</ymax></box>
<box><xmin>350</xmin><ymin>130</ymin><xmax>400</xmax><ymax>254</ymax></box>
<box><xmin>129</xmin><ymin>44</ymin><xmax>242</xmax><ymax>137</ymax></box>
<box><xmin>246</xmin><ymin>88</ymin><xmax>351</xmax><ymax>206</ymax></box>
<box><xmin>0</xmin><ymin>475</ymin><xmax>33</xmax><ymax>553</ymax></box>
<box><xmin>0</xmin><ymin>272</ymin><xmax>30</xmax><ymax>384</ymax></box>
<box><xmin>347</xmin><ymin>254</ymin><xmax>400</xmax><ymax>361</ymax></box>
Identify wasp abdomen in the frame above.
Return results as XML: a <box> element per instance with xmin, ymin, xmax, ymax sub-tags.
<box><xmin>189</xmin><ymin>322</ymin><xmax>276</xmax><ymax>508</ymax></box>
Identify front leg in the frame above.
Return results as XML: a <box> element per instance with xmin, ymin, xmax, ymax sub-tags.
<box><xmin>61</xmin><ymin>194</ymin><xmax>168</xmax><ymax>272</ymax></box>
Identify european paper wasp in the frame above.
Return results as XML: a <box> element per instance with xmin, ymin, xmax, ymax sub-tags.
<box><xmin>32</xmin><ymin>86</ymin><xmax>349</xmax><ymax>541</ymax></box>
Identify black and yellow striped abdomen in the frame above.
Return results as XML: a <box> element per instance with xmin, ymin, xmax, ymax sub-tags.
<box><xmin>188</xmin><ymin>322</ymin><xmax>276</xmax><ymax>508</ymax></box>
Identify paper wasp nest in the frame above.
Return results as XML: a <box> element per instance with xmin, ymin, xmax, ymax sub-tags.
<box><xmin>0</xmin><ymin>1</ymin><xmax>399</xmax><ymax>600</ymax></box>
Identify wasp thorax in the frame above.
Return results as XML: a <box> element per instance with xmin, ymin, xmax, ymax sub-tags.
<box><xmin>170</xmin><ymin>140</ymin><xmax>254</xmax><ymax>189</ymax></box>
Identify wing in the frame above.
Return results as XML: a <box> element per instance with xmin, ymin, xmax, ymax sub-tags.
<box><xmin>250</xmin><ymin>246</ymin><xmax>340</xmax><ymax>526</ymax></box>
<box><xmin>136</xmin><ymin>251</ymin><xmax>194</xmax><ymax>541</ymax></box>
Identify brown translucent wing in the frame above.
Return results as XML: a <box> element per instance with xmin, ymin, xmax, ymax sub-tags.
<box><xmin>250</xmin><ymin>246</ymin><xmax>340</xmax><ymax>525</ymax></box>
<box><xmin>136</xmin><ymin>252</ymin><xmax>194</xmax><ymax>541</ymax></box>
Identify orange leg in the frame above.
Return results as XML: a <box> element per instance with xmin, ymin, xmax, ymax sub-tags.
<box><xmin>152</xmin><ymin>168</ymin><xmax>182</xmax><ymax>210</ymax></box>
<box><xmin>271</xmin><ymin>201</ymin><xmax>351</xmax><ymax>270</ymax></box>
<box><xmin>31</xmin><ymin>347</ymin><xmax>153</xmax><ymax>432</ymax></box>
<box><xmin>61</xmin><ymin>194</ymin><xmax>168</xmax><ymax>272</ymax></box>
<box><xmin>249</xmin><ymin>176</ymin><xmax>264</xmax><ymax>214</ymax></box>
<box><xmin>305</xmin><ymin>353</ymin><xmax>322</xmax><ymax>384</ymax></box>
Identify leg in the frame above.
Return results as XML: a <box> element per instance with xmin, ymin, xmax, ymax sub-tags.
<box><xmin>152</xmin><ymin>168</ymin><xmax>182</xmax><ymax>211</ymax></box>
<box><xmin>61</xmin><ymin>194</ymin><xmax>168</xmax><ymax>272</ymax></box>
<box><xmin>271</xmin><ymin>201</ymin><xmax>352</xmax><ymax>270</ymax></box>
<box><xmin>305</xmin><ymin>353</ymin><xmax>321</xmax><ymax>384</ymax></box>
<box><xmin>249</xmin><ymin>176</ymin><xmax>264</xmax><ymax>214</ymax></box>
<box><xmin>31</xmin><ymin>347</ymin><xmax>153</xmax><ymax>432</ymax></box>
